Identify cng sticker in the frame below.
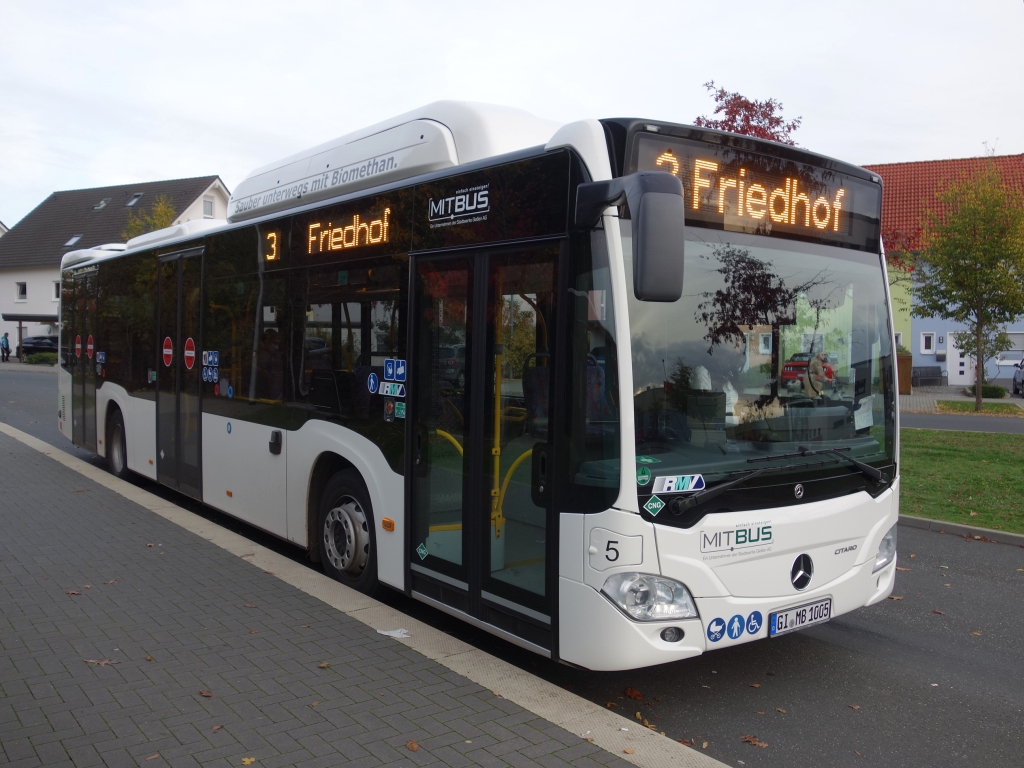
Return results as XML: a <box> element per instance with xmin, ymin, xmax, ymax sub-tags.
<box><xmin>162</xmin><ymin>337</ymin><xmax>173</xmax><ymax>367</ymax></box>
<box><xmin>643</xmin><ymin>495</ymin><xmax>666</xmax><ymax>516</ymax></box>
<box><xmin>636</xmin><ymin>466</ymin><xmax>652</xmax><ymax>485</ymax></box>
<box><xmin>416</xmin><ymin>543</ymin><xmax>428</xmax><ymax>560</ymax></box>
<box><xmin>183</xmin><ymin>337</ymin><xmax>196</xmax><ymax>369</ymax></box>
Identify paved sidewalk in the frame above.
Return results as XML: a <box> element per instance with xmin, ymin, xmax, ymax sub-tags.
<box><xmin>899</xmin><ymin>384</ymin><xmax>1024</xmax><ymax>414</ymax></box>
<box><xmin>0</xmin><ymin>430</ymin><xmax>644</xmax><ymax>768</ymax></box>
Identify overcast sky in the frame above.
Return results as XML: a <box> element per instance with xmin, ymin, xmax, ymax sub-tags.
<box><xmin>1</xmin><ymin>0</ymin><xmax>1021</xmax><ymax>226</ymax></box>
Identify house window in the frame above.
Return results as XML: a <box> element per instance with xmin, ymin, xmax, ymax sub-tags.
<box><xmin>894</xmin><ymin>332</ymin><xmax>903</xmax><ymax>348</ymax></box>
<box><xmin>126</xmin><ymin>193</ymin><xmax>143</xmax><ymax>207</ymax></box>
<box><xmin>53</xmin><ymin>282</ymin><xmax>61</xmax><ymax>301</ymax></box>
<box><xmin>93</xmin><ymin>198</ymin><xmax>112</xmax><ymax>210</ymax></box>
<box><xmin>203</xmin><ymin>198</ymin><xmax>214</xmax><ymax>218</ymax></box>
<box><xmin>16</xmin><ymin>282</ymin><xmax>27</xmax><ymax>301</ymax></box>
<box><xmin>921</xmin><ymin>332</ymin><xmax>935</xmax><ymax>354</ymax></box>
<box><xmin>759</xmin><ymin>333</ymin><xmax>772</xmax><ymax>355</ymax></box>
<box><xmin>64</xmin><ymin>234</ymin><xmax>83</xmax><ymax>247</ymax></box>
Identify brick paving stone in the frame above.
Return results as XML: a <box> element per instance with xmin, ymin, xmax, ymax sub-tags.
<box><xmin>0</xmin><ymin>431</ymin><xmax>632</xmax><ymax>768</ymax></box>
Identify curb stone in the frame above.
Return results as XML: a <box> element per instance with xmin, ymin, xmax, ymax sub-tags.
<box><xmin>0</xmin><ymin>420</ymin><xmax>728</xmax><ymax>768</ymax></box>
<box><xmin>899</xmin><ymin>514</ymin><xmax>1024</xmax><ymax>547</ymax></box>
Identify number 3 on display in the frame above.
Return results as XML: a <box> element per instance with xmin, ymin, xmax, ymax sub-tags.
<box><xmin>265</xmin><ymin>231</ymin><xmax>278</xmax><ymax>261</ymax></box>
<box><xmin>605</xmin><ymin>541</ymin><xmax>619</xmax><ymax>562</ymax></box>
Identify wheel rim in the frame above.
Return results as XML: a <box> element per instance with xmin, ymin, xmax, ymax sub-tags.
<box><xmin>110</xmin><ymin>424</ymin><xmax>125</xmax><ymax>474</ymax></box>
<box><xmin>323</xmin><ymin>496</ymin><xmax>370</xmax><ymax>576</ymax></box>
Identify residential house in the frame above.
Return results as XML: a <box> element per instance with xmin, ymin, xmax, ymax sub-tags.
<box><xmin>0</xmin><ymin>177</ymin><xmax>228</xmax><ymax>353</ymax></box>
<box><xmin>864</xmin><ymin>154</ymin><xmax>1024</xmax><ymax>385</ymax></box>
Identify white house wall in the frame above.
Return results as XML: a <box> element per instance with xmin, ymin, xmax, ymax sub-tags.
<box><xmin>0</xmin><ymin>266</ymin><xmax>61</xmax><ymax>341</ymax></box>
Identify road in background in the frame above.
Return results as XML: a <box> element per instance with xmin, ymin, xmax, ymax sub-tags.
<box><xmin>4</xmin><ymin>368</ymin><xmax>1023</xmax><ymax>767</ymax></box>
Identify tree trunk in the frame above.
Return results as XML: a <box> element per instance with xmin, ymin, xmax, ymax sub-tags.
<box><xmin>975</xmin><ymin>322</ymin><xmax>984</xmax><ymax>412</ymax></box>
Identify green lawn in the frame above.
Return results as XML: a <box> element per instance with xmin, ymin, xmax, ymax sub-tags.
<box><xmin>900</xmin><ymin>429</ymin><xmax>1024</xmax><ymax>535</ymax></box>
<box><xmin>936</xmin><ymin>400</ymin><xmax>1024</xmax><ymax>417</ymax></box>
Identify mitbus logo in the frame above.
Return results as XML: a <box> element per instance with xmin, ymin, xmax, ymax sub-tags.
<box><xmin>428</xmin><ymin>184</ymin><xmax>489</xmax><ymax>222</ymax></box>
<box><xmin>700</xmin><ymin>523</ymin><xmax>773</xmax><ymax>553</ymax></box>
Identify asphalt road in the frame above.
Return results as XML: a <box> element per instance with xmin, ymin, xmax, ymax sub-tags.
<box><xmin>4</xmin><ymin>368</ymin><xmax>1023</xmax><ymax>768</ymax></box>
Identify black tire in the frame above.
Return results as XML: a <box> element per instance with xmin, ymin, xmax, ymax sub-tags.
<box><xmin>107</xmin><ymin>409</ymin><xmax>130</xmax><ymax>480</ymax></box>
<box><xmin>318</xmin><ymin>469</ymin><xmax>380</xmax><ymax>596</ymax></box>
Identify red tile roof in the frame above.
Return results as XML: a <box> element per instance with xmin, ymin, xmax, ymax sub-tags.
<box><xmin>863</xmin><ymin>154</ymin><xmax>1024</xmax><ymax>251</ymax></box>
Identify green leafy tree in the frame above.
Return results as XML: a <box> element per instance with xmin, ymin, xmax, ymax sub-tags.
<box><xmin>911</xmin><ymin>164</ymin><xmax>1024</xmax><ymax>410</ymax></box>
<box><xmin>122</xmin><ymin>194</ymin><xmax>177</xmax><ymax>241</ymax></box>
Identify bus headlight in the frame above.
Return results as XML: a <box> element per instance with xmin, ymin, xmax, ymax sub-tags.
<box><xmin>872</xmin><ymin>524</ymin><xmax>897</xmax><ymax>573</ymax></box>
<box><xmin>601</xmin><ymin>572</ymin><xmax>698</xmax><ymax>621</ymax></box>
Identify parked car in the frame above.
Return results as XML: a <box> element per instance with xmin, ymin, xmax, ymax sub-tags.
<box><xmin>18</xmin><ymin>335</ymin><xmax>58</xmax><ymax>357</ymax></box>
<box><xmin>1012</xmin><ymin>362</ymin><xmax>1024</xmax><ymax>396</ymax></box>
<box><xmin>781</xmin><ymin>352</ymin><xmax>834</xmax><ymax>387</ymax></box>
<box><xmin>439</xmin><ymin>344</ymin><xmax>467</xmax><ymax>388</ymax></box>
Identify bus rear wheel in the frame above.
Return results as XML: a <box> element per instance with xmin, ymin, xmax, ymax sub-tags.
<box><xmin>107</xmin><ymin>409</ymin><xmax>130</xmax><ymax>480</ymax></box>
<box><xmin>318</xmin><ymin>470</ymin><xmax>380</xmax><ymax>596</ymax></box>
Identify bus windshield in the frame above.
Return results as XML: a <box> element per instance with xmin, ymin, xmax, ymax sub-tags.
<box><xmin>623</xmin><ymin>226</ymin><xmax>895</xmax><ymax>502</ymax></box>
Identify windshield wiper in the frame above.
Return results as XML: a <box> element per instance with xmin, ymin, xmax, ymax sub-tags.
<box><xmin>747</xmin><ymin>446</ymin><xmax>889</xmax><ymax>485</ymax></box>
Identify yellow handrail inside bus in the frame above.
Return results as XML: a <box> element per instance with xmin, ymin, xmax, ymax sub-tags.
<box><xmin>434</xmin><ymin>429</ymin><xmax>463</xmax><ymax>456</ymax></box>
<box><xmin>493</xmin><ymin>448</ymin><xmax>533</xmax><ymax>539</ymax></box>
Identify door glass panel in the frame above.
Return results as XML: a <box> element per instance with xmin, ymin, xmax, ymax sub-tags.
<box><xmin>412</xmin><ymin>257</ymin><xmax>472</xmax><ymax>577</ymax></box>
<box><xmin>178</xmin><ymin>255</ymin><xmax>203</xmax><ymax>496</ymax></box>
<box><xmin>483</xmin><ymin>248</ymin><xmax>558</xmax><ymax>605</ymax></box>
<box><xmin>83</xmin><ymin>275</ymin><xmax>98</xmax><ymax>451</ymax></box>
<box><xmin>157</xmin><ymin>260</ymin><xmax>178</xmax><ymax>485</ymax></box>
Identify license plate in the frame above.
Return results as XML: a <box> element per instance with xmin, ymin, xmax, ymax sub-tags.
<box><xmin>770</xmin><ymin>597</ymin><xmax>832</xmax><ymax>637</ymax></box>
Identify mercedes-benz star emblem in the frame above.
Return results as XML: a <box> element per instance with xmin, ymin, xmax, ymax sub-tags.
<box><xmin>791</xmin><ymin>554</ymin><xmax>814</xmax><ymax>590</ymax></box>
<box><xmin>794</xmin><ymin>483</ymin><xmax>805</xmax><ymax>499</ymax></box>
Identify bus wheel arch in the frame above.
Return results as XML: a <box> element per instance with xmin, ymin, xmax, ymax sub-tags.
<box><xmin>306</xmin><ymin>451</ymin><xmax>356</xmax><ymax>563</ymax></box>
<box><xmin>105</xmin><ymin>405</ymin><xmax>130</xmax><ymax>480</ymax></box>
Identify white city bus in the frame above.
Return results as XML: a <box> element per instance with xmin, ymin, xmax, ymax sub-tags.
<box><xmin>58</xmin><ymin>102</ymin><xmax>898</xmax><ymax>671</ymax></box>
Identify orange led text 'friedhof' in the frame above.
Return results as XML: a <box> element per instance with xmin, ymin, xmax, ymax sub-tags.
<box><xmin>307</xmin><ymin>208</ymin><xmax>390</xmax><ymax>254</ymax></box>
<box><xmin>656</xmin><ymin>152</ymin><xmax>845</xmax><ymax>232</ymax></box>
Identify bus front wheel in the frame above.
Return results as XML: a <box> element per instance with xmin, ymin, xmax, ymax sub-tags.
<box><xmin>107</xmin><ymin>409</ymin><xmax>130</xmax><ymax>480</ymax></box>
<box><xmin>318</xmin><ymin>470</ymin><xmax>380</xmax><ymax>596</ymax></box>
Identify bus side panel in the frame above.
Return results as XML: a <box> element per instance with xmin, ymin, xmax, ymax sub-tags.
<box><xmin>286</xmin><ymin>419</ymin><xmax>405</xmax><ymax>591</ymax></box>
<box><xmin>58</xmin><ymin>368</ymin><xmax>73</xmax><ymax>441</ymax></box>
<box><xmin>202</xmin><ymin>412</ymin><xmax>288</xmax><ymax>539</ymax></box>
<box><xmin>128</xmin><ymin>396</ymin><xmax>157</xmax><ymax>479</ymax></box>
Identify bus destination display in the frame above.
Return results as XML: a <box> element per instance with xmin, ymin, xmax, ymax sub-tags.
<box><xmin>632</xmin><ymin>134</ymin><xmax>881</xmax><ymax>252</ymax></box>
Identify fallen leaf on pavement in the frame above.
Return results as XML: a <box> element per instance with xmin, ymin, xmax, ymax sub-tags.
<box><xmin>104</xmin><ymin>580</ymin><xmax>117</xmax><ymax>585</ymax></box>
<box><xmin>895</xmin><ymin>567</ymin><xmax>911</xmax><ymax>572</ymax></box>
<box><xmin>83</xmin><ymin>584</ymin><xmax>92</xmax><ymax>589</ymax></box>
<box><xmin>244</xmin><ymin>604</ymin><xmax>256</xmax><ymax>608</ymax></box>
<box><xmin>66</xmin><ymin>590</ymin><xmax>80</xmax><ymax>595</ymax></box>
<box><xmin>972</xmin><ymin>632</ymin><xmax>982</xmax><ymax>636</ymax></box>
<box><xmin>635</xmin><ymin>712</ymin><xmax>642</xmax><ymax>721</ymax></box>
<box><xmin>212</xmin><ymin>725</ymin><xmax>224</xmax><ymax>731</ymax></box>
<box><xmin>146</xmin><ymin>656</ymin><xmax>153</xmax><ymax>661</ymax></box>
<box><xmin>250</xmin><ymin>631</ymin><xmax>257</xmax><ymax>634</ymax></box>
<box><xmin>240</xmin><ymin>553</ymin><xmax>255</xmax><ymax>558</ymax></box>
<box><xmin>856</xmin><ymin>750</ymin><xmax>862</xmax><ymax>756</ymax></box>
<box><xmin>702</xmin><ymin>741</ymin><xmax>709</xmax><ymax>749</ymax></box>
<box><xmin>242</xmin><ymin>759</ymin><xmax>256</xmax><ymax>766</ymax></box>
<box><xmin>605</xmin><ymin>702</ymin><xmax>617</xmax><ymax>708</ymax></box>
<box><xmin>1017</xmin><ymin>569</ymin><xmax>1023</xmax><ymax>572</ymax></box>
<box><xmin>910</xmin><ymin>554</ymin><xmax>916</xmax><ymax>558</ymax></box>
<box><xmin>756</xmin><ymin>711</ymin><xmax>765</xmax><ymax>715</ymax></box>
<box><xmin>318</xmin><ymin>662</ymin><xmax>330</xmax><ymax>669</ymax></box>
<box><xmin>199</xmin><ymin>690</ymin><xmax>213</xmax><ymax>698</ymax></box>
<box><xmin>887</xmin><ymin>596</ymin><xmax>903</xmax><ymax>601</ymax></box>
<box><xmin>741</xmin><ymin>735</ymin><xmax>768</xmax><ymax>748</ymax></box>
<box><xmin>311</xmin><ymin>701</ymin><xmax>319</xmax><ymax>707</ymax></box>
<box><xmin>145</xmin><ymin>755</ymin><xmax>160</xmax><ymax>761</ymax></box>
<box><xmin>83</xmin><ymin>659</ymin><xmax>120</xmax><ymax>666</ymax></box>
<box><xmin>679</xmin><ymin>738</ymin><xmax>696</xmax><ymax>747</ymax></box>
<box><xmin>624</xmin><ymin>687</ymin><xmax>643</xmax><ymax>701</ymax></box>
<box><xmin>749</xmin><ymin>683</ymin><xmax>761</xmax><ymax>688</ymax></box>
<box><xmin>407</xmin><ymin>741</ymin><xmax>419</xmax><ymax>752</ymax></box>
<box><xmin>147</xmin><ymin>543</ymin><xmax>154</xmax><ymax>547</ymax></box>
<box><xmin>623</xmin><ymin>748</ymin><xmax>634</xmax><ymax>754</ymax></box>
<box><xmin>849</xmin><ymin>705</ymin><xmax>860</xmax><ymax>711</ymax></box>
<box><xmin>932</xmin><ymin>610</ymin><xmax>946</xmax><ymax>616</ymax></box>
<box><xmin>776</xmin><ymin>708</ymin><xmax>787</xmax><ymax>714</ymax></box>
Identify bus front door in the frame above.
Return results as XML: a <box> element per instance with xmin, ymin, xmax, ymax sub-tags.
<box><xmin>156</xmin><ymin>248</ymin><xmax>204</xmax><ymax>500</ymax></box>
<box><xmin>409</xmin><ymin>245</ymin><xmax>559</xmax><ymax>653</ymax></box>
<box><xmin>71</xmin><ymin>270</ymin><xmax>98</xmax><ymax>452</ymax></box>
